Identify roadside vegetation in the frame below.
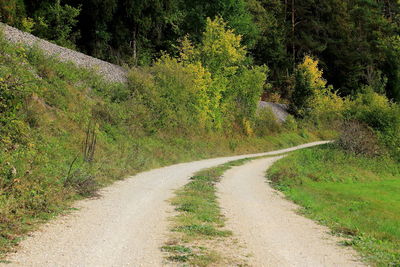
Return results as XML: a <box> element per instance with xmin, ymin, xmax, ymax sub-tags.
<box><xmin>0</xmin><ymin>20</ymin><xmax>331</xmax><ymax>258</ymax></box>
<box><xmin>268</xmin><ymin>145</ymin><xmax>400</xmax><ymax>266</ymax></box>
<box><xmin>163</xmin><ymin>158</ymin><xmax>253</xmax><ymax>266</ymax></box>
<box><xmin>267</xmin><ymin>57</ymin><xmax>400</xmax><ymax>266</ymax></box>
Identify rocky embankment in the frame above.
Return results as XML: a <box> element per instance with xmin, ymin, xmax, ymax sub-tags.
<box><xmin>1</xmin><ymin>23</ymin><xmax>127</xmax><ymax>83</ymax></box>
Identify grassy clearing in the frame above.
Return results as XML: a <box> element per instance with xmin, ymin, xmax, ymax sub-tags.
<box><xmin>267</xmin><ymin>144</ymin><xmax>400</xmax><ymax>266</ymax></box>
<box><xmin>163</xmin><ymin>158</ymin><xmax>256</xmax><ymax>266</ymax></box>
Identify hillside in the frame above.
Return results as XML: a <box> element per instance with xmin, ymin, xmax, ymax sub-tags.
<box><xmin>1</xmin><ymin>23</ymin><xmax>126</xmax><ymax>83</ymax></box>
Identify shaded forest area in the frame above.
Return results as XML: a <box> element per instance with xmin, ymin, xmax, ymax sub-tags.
<box><xmin>1</xmin><ymin>0</ymin><xmax>400</xmax><ymax>101</ymax></box>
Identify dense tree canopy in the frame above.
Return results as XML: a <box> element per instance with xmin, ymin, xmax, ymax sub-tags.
<box><xmin>1</xmin><ymin>0</ymin><xmax>400</xmax><ymax>101</ymax></box>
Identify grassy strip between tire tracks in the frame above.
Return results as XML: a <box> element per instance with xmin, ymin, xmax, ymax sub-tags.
<box><xmin>162</xmin><ymin>157</ymin><xmax>260</xmax><ymax>266</ymax></box>
<box><xmin>267</xmin><ymin>144</ymin><xmax>400</xmax><ymax>267</ymax></box>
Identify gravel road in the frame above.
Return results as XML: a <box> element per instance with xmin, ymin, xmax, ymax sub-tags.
<box><xmin>218</xmin><ymin>156</ymin><xmax>365</xmax><ymax>267</ymax></box>
<box><xmin>2</xmin><ymin>142</ymin><xmax>328</xmax><ymax>267</ymax></box>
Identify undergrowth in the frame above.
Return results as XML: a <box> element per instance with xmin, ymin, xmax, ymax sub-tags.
<box><xmin>267</xmin><ymin>144</ymin><xmax>400</xmax><ymax>267</ymax></box>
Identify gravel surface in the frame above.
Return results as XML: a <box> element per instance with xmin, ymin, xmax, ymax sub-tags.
<box><xmin>1</xmin><ymin>23</ymin><xmax>127</xmax><ymax>83</ymax></box>
<box><xmin>258</xmin><ymin>101</ymin><xmax>289</xmax><ymax>122</ymax></box>
<box><xmin>2</xmin><ymin>142</ymin><xmax>328</xmax><ymax>267</ymax></box>
<box><xmin>218</xmin><ymin>157</ymin><xmax>366</xmax><ymax>267</ymax></box>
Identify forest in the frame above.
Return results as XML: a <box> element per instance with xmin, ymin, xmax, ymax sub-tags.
<box><xmin>2</xmin><ymin>0</ymin><xmax>400</xmax><ymax>101</ymax></box>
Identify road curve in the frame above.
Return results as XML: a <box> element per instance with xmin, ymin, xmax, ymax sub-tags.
<box><xmin>3</xmin><ymin>141</ymin><xmax>329</xmax><ymax>267</ymax></box>
<box><xmin>218</xmin><ymin>156</ymin><xmax>365</xmax><ymax>267</ymax></box>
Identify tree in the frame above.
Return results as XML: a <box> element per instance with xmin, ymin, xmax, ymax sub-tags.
<box><xmin>290</xmin><ymin>55</ymin><xmax>326</xmax><ymax>117</ymax></box>
<box><xmin>177</xmin><ymin>0</ymin><xmax>259</xmax><ymax>48</ymax></box>
<box><xmin>32</xmin><ymin>0</ymin><xmax>81</xmax><ymax>48</ymax></box>
<box><xmin>247</xmin><ymin>0</ymin><xmax>289</xmax><ymax>87</ymax></box>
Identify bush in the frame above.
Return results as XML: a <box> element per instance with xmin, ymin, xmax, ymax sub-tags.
<box><xmin>127</xmin><ymin>17</ymin><xmax>269</xmax><ymax>135</ymax></box>
<box><xmin>283</xmin><ymin>115</ymin><xmax>298</xmax><ymax>131</ymax></box>
<box><xmin>345</xmin><ymin>88</ymin><xmax>400</xmax><ymax>159</ymax></box>
<box><xmin>308</xmin><ymin>86</ymin><xmax>347</xmax><ymax>126</ymax></box>
<box><xmin>337</xmin><ymin>121</ymin><xmax>382</xmax><ymax>157</ymax></box>
<box><xmin>0</xmin><ymin>0</ymin><xmax>25</xmax><ymax>26</ymax></box>
<box><xmin>64</xmin><ymin>168</ymin><xmax>98</xmax><ymax>197</ymax></box>
<box><xmin>128</xmin><ymin>56</ymin><xmax>214</xmax><ymax>134</ymax></box>
<box><xmin>253</xmin><ymin>107</ymin><xmax>281</xmax><ymax>136</ymax></box>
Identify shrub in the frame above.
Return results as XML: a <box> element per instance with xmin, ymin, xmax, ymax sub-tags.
<box><xmin>127</xmin><ymin>17</ymin><xmax>269</xmax><ymax>135</ymax></box>
<box><xmin>345</xmin><ymin>88</ymin><xmax>400</xmax><ymax>159</ymax></box>
<box><xmin>337</xmin><ymin>121</ymin><xmax>382</xmax><ymax>157</ymax></box>
<box><xmin>64</xmin><ymin>168</ymin><xmax>98</xmax><ymax>197</ymax></box>
<box><xmin>283</xmin><ymin>115</ymin><xmax>298</xmax><ymax>131</ymax></box>
<box><xmin>0</xmin><ymin>0</ymin><xmax>25</xmax><ymax>26</ymax></box>
<box><xmin>227</xmin><ymin>65</ymin><xmax>268</xmax><ymax>132</ymax></box>
<box><xmin>253</xmin><ymin>107</ymin><xmax>281</xmax><ymax>136</ymax></box>
<box><xmin>128</xmin><ymin>56</ymin><xmax>214</xmax><ymax>133</ymax></box>
<box><xmin>308</xmin><ymin>86</ymin><xmax>347</xmax><ymax>126</ymax></box>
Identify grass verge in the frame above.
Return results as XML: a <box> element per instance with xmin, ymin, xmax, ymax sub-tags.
<box><xmin>162</xmin><ymin>158</ymin><xmax>257</xmax><ymax>266</ymax></box>
<box><xmin>267</xmin><ymin>144</ymin><xmax>400</xmax><ymax>266</ymax></box>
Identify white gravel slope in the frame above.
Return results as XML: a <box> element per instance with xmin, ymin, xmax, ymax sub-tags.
<box><xmin>2</xmin><ymin>142</ymin><xmax>328</xmax><ymax>267</ymax></box>
<box><xmin>1</xmin><ymin>23</ymin><xmax>127</xmax><ymax>83</ymax></box>
<box><xmin>218</xmin><ymin>157</ymin><xmax>365</xmax><ymax>267</ymax></box>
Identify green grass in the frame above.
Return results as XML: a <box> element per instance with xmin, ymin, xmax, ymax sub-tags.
<box><xmin>163</xmin><ymin>158</ymin><xmax>254</xmax><ymax>266</ymax></box>
<box><xmin>267</xmin><ymin>144</ymin><xmax>400</xmax><ymax>266</ymax></box>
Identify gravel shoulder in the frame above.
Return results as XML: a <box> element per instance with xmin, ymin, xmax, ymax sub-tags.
<box><xmin>2</xmin><ymin>142</ymin><xmax>327</xmax><ymax>267</ymax></box>
<box><xmin>218</xmin><ymin>156</ymin><xmax>366</xmax><ymax>267</ymax></box>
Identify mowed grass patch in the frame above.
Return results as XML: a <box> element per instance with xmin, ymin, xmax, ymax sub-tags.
<box><xmin>163</xmin><ymin>158</ymin><xmax>253</xmax><ymax>266</ymax></box>
<box><xmin>267</xmin><ymin>144</ymin><xmax>400</xmax><ymax>266</ymax></box>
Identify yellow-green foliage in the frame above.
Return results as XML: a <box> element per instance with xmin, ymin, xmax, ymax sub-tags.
<box><xmin>345</xmin><ymin>88</ymin><xmax>400</xmax><ymax>159</ymax></box>
<box><xmin>200</xmin><ymin>17</ymin><xmax>247</xmax><ymax>74</ymax></box>
<box><xmin>298</xmin><ymin>55</ymin><xmax>326</xmax><ymax>91</ymax></box>
<box><xmin>130</xmin><ymin>17</ymin><xmax>268</xmax><ymax>133</ymax></box>
<box><xmin>308</xmin><ymin>87</ymin><xmax>347</xmax><ymax>124</ymax></box>
<box><xmin>290</xmin><ymin>56</ymin><xmax>327</xmax><ymax>117</ymax></box>
<box><xmin>20</xmin><ymin>17</ymin><xmax>35</xmax><ymax>33</ymax></box>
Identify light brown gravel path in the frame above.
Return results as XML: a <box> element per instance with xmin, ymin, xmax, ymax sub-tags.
<box><xmin>218</xmin><ymin>157</ymin><xmax>366</xmax><ymax>267</ymax></box>
<box><xmin>2</xmin><ymin>142</ymin><xmax>328</xmax><ymax>267</ymax></box>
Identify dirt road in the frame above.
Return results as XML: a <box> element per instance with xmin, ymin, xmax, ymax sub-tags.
<box><xmin>3</xmin><ymin>142</ymin><xmax>329</xmax><ymax>267</ymax></box>
<box><xmin>218</xmin><ymin>156</ymin><xmax>365</xmax><ymax>267</ymax></box>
